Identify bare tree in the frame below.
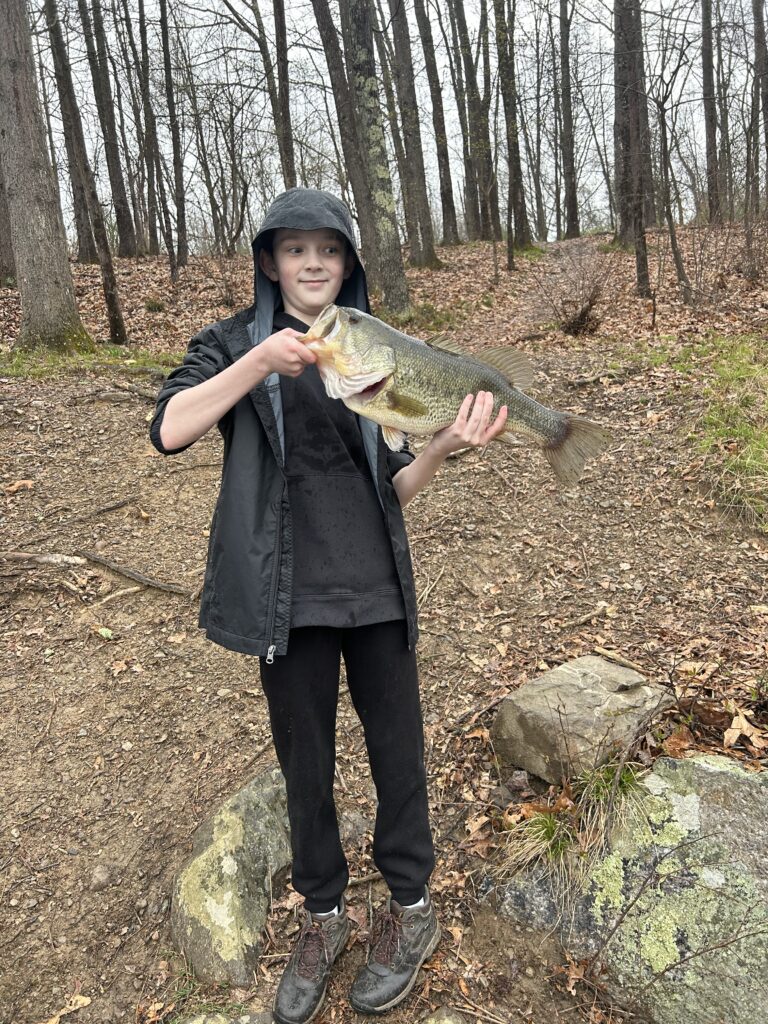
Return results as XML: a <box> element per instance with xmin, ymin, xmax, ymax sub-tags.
<box><xmin>702</xmin><ymin>0</ymin><xmax>722</xmax><ymax>221</ymax></box>
<box><xmin>385</xmin><ymin>0</ymin><xmax>439</xmax><ymax>266</ymax></box>
<box><xmin>560</xmin><ymin>0</ymin><xmax>580</xmax><ymax>237</ymax></box>
<box><xmin>44</xmin><ymin>0</ymin><xmax>127</xmax><ymax>344</ymax></box>
<box><xmin>76</xmin><ymin>0</ymin><xmax>137</xmax><ymax>256</ymax></box>
<box><xmin>413</xmin><ymin>0</ymin><xmax>460</xmax><ymax>243</ymax></box>
<box><xmin>0</xmin><ymin>0</ymin><xmax>86</xmax><ymax>350</ymax></box>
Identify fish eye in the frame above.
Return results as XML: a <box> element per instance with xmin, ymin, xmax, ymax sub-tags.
<box><xmin>348</xmin><ymin>314</ymin><xmax>360</xmax><ymax>324</ymax></box>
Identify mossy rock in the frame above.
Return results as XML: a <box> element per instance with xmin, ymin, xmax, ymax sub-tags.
<box><xmin>171</xmin><ymin>767</ymin><xmax>291</xmax><ymax>986</ymax></box>
<box><xmin>497</xmin><ymin>755</ymin><xmax>768</xmax><ymax>1024</ymax></box>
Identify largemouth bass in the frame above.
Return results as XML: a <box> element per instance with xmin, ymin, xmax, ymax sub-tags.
<box><xmin>303</xmin><ymin>304</ymin><xmax>610</xmax><ymax>486</ymax></box>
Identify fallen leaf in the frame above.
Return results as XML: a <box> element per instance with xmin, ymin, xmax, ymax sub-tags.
<box><xmin>35</xmin><ymin>994</ymin><xmax>90</xmax><ymax>1024</ymax></box>
<box><xmin>662</xmin><ymin>724</ymin><xmax>695</xmax><ymax>758</ymax></box>
<box><xmin>110</xmin><ymin>660</ymin><xmax>128</xmax><ymax>677</ymax></box>
<box><xmin>6</xmin><ymin>479</ymin><xmax>34</xmax><ymax>494</ymax></box>
<box><xmin>724</xmin><ymin>709</ymin><xmax>768</xmax><ymax>749</ymax></box>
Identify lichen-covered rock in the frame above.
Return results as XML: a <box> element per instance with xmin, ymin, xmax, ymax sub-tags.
<box><xmin>491</xmin><ymin>655</ymin><xmax>673</xmax><ymax>783</ymax></box>
<box><xmin>171</xmin><ymin>767</ymin><xmax>291</xmax><ymax>986</ymax></box>
<box><xmin>419</xmin><ymin>1009</ymin><xmax>468</xmax><ymax>1024</ymax></box>
<box><xmin>496</xmin><ymin>755</ymin><xmax>768</xmax><ymax>1024</ymax></box>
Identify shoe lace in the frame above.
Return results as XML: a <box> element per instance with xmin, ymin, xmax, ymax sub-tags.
<box><xmin>369</xmin><ymin>909</ymin><xmax>402</xmax><ymax>966</ymax></box>
<box><xmin>295</xmin><ymin>919</ymin><xmax>329</xmax><ymax>979</ymax></box>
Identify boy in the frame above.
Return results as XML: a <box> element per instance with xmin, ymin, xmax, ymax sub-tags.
<box><xmin>150</xmin><ymin>188</ymin><xmax>506</xmax><ymax>1023</ymax></box>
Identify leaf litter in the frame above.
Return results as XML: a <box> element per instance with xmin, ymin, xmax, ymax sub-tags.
<box><xmin>1</xmin><ymin>232</ymin><xmax>766</xmax><ymax>1023</ymax></box>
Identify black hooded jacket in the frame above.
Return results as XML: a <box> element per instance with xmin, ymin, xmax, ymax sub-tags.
<box><xmin>150</xmin><ymin>188</ymin><xmax>418</xmax><ymax>659</ymax></box>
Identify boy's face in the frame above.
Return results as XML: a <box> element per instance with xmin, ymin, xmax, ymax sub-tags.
<box><xmin>259</xmin><ymin>227</ymin><xmax>354</xmax><ymax>323</ymax></box>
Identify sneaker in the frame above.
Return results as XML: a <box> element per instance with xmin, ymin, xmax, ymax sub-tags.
<box><xmin>349</xmin><ymin>888</ymin><xmax>441</xmax><ymax>1015</ymax></box>
<box><xmin>273</xmin><ymin>900</ymin><xmax>351</xmax><ymax>1024</ymax></box>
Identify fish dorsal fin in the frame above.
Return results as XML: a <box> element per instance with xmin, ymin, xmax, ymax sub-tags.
<box><xmin>381</xmin><ymin>425</ymin><xmax>407</xmax><ymax>451</ymax></box>
<box><xmin>424</xmin><ymin>334</ymin><xmax>465</xmax><ymax>356</ymax></box>
<box><xmin>475</xmin><ymin>347</ymin><xmax>535</xmax><ymax>391</ymax></box>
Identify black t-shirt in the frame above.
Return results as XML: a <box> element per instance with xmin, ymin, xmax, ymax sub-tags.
<box><xmin>274</xmin><ymin>311</ymin><xmax>405</xmax><ymax>629</ymax></box>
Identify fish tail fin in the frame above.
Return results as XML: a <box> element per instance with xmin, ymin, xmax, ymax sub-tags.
<box><xmin>543</xmin><ymin>416</ymin><xmax>611</xmax><ymax>486</ymax></box>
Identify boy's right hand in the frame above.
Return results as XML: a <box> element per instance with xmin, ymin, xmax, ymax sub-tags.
<box><xmin>254</xmin><ymin>328</ymin><xmax>317</xmax><ymax>378</ymax></box>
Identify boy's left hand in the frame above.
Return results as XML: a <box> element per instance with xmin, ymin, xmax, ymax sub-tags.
<box><xmin>428</xmin><ymin>392</ymin><xmax>508</xmax><ymax>458</ymax></box>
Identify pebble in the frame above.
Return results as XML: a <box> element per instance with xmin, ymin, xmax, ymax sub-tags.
<box><xmin>525</xmin><ymin>966</ymin><xmax>535</xmax><ymax>977</ymax></box>
<box><xmin>89</xmin><ymin>864</ymin><xmax>114</xmax><ymax>892</ymax></box>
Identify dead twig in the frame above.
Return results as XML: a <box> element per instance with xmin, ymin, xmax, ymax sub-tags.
<box><xmin>593</xmin><ymin>647</ymin><xmax>645</xmax><ymax>673</ymax></box>
<box><xmin>111</xmin><ymin>380</ymin><xmax>158</xmax><ymax>401</ymax></box>
<box><xmin>76</xmin><ymin>550</ymin><xmax>191</xmax><ymax>596</ymax></box>
<box><xmin>23</xmin><ymin>495</ymin><xmax>139</xmax><ymax>545</ymax></box>
<box><xmin>91</xmin><ymin>586</ymin><xmax>143</xmax><ymax>608</ymax></box>
<box><xmin>562</xmin><ymin>604</ymin><xmax>609</xmax><ymax>630</ymax></box>
<box><xmin>347</xmin><ymin>871</ymin><xmax>383</xmax><ymax>887</ymax></box>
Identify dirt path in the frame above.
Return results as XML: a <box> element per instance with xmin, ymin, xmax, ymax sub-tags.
<box><xmin>1</xmin><ymin>239</ymin><xmax>766</xmax><ymax>1024</ymax></box>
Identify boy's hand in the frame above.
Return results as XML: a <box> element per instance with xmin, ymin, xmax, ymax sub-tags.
<box><xmin>254</xmin><ymin>328</ymin><xmax>317</xmax><ymax>377</ymax></box>
<box><xmin>428</xmin><ymin>392</ymin><xmax>508</xmax><ymax>458</ymax></box>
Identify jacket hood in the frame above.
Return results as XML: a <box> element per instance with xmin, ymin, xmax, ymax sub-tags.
<box><xmin>250</xmin><ymin>187</ymin><xmax>370</xmax><ymax>343</ymax></box>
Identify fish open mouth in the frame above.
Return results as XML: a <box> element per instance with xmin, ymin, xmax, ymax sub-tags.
<box><xmin>355</xmin><ymin>376</ymin><xmax>390</xmax><ymax>403</ymax></box>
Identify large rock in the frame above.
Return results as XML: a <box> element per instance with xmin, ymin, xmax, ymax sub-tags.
<box><xmin>171</xmin><ymin>767</ymin><xmax>291</xmax><ymax>986</ymax></box>
<box><xmin>495</xmin><ymin>755</ymin><xmax>768</xmax><ymax>1024</ymax></box>
<box><xmin>491</xmin><ymin>655</ymin><xmax>672</xmax><ymax>783</ymax></box>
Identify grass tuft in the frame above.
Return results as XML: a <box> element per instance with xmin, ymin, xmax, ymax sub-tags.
<box><xmin>0</xmin><ymin>343</ymin><xmax>183</xmax><ymax>379</ymax></box>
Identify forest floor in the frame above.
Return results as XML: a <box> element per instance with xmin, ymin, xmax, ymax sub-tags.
<box><xmin>1</xmin><ymin>228</ymin><xmax>767</xmax><ymax>1024</ymax></box>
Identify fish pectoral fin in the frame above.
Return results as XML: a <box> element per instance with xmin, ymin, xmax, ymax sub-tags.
<box><xmin>381</xmin><ymin>425</ymin><xmax>407</xmax><ymax>451</ymax></box>
<box><xmin>476</xmin><ymin>347</ymin><xmax>535</xmax><ymax>391</ymax></box>
<box><xmin>384</xmin><ymin>391</ymin><xmax>429</xmax><ymax>417</ymax></box>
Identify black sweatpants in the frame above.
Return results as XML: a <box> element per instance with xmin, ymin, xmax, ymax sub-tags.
<box><xmin>259</xmin><ymin>620</ymin><xmax>435</xmax><ymax>913</ymax></box>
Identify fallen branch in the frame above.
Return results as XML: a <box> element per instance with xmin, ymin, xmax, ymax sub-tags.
<box><xmin>347</xmin><ymin>870</ymin><xmax>383</xmax><ymax>888</ymax></box>
<box><xmin>91</xmin><ymin>585</ymin><xmax>143</xmax><ymax>608</ymax></box>
<box><xmin>111</xmin><ymin>380</ymin><xmax>158</xmax><ymax>401</ymax></box>
<box><xmin>563</xmin><ymin>604</ymin><xmax>609</xmax><ymax>630</ymax></box>
<box><xmin>593</xmin><ymin>647</ymin><xmax>645</xmax><ymax>673</ymax></box>
<box><xmin>24</xmin><ymin>495</ymin><xmax>139</xmax><ymax>545</ymax></box>
<box><xmin>2</xmin><ymin>552</ymin><xmax>86</xmax><ymax>567</ymax></box>
<box><xmin>77</xmin><ymin>550</ymin><xmax>191</xmax><ymax>596</ymax></box>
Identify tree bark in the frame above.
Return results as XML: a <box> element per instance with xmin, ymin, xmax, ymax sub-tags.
<box><xmin>560</xmin><ymin>0</ymin><xmax>580</xmax><ymax>238</ymax></box>
<box><xmin>159</xmin><ymin>0</ymin><xmax>188</xmax><ymax>266</ymax></box>
<box><xmin>0</xmin><ymin>164</ymin><xmax>15</xmax><ymax>281</ymax></box>
<box><xmin>372</xmin><ymin>1</ymin><xmax>418</xmax><ymax>255</ymax></box>
<box><xmin>273</xmin><ymin>0</ymin><xmax>296</xmax><ymax>188</ymax></box>
<box><xmin>753</xmin><ymin>0</ymin><xmax>768</xmax><ymax>203</ymax></box>
<box><xmin>494</xmin><ymin>0</ymin><xmax>531</xmax><ymax>261</ymax></box>
<box><xmin>337</xmin><ymin>0</ymin><xmax>409</xmax><ymax>309</ymax></box>
<box><xmin>44</xmin><ymin>0</ymin><xmax>127</xmax><ymax>344</ymax></box>
<box><xmin>77</xmin><ymin>0</ymin><xmax>137</xmax><ymax>256</ymax></box>
<box><xmin>0</xmin><ymin>0</ymin><xmax>86</xmax><ymax>349</ymax></box>
<box><xmin>413</xmin><ymin>0</ymin><xmax>459</xmax><ymax>244</ymax></box>
<box><xmin>386</xmin><ymin>0</ymin><xmax>438</xmax><ymax>266</ymax></box>
<box><xmin>701</xmin><ymin>0</ymin><xmax>721</xmax><ymax>222</ymax></box>
<box><xmin>435</xmin><ymin>0</ymin><xmax>480</xmax><ymax>238</ymax></box>
<box><xmin>310</xmin><ymin>0</ymin><xmax>382</xmax><ymax>283</ymax></box>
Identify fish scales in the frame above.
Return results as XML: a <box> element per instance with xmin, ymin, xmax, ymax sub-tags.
<box><xmin>303</xmin><ymin>304</ymin><xmax>611</xmax><ymax>486</ymax></box>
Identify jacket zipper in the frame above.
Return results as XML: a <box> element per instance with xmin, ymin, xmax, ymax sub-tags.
<box><xmin>264</xmin><ymin>498</ymin><xmax>283</xmax><ymax>663</ymax></box>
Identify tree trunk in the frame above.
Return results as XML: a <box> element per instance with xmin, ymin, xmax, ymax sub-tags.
<box><xmin>657</xmin><ymin>101</ymin><xmax>692</xmax><ymax>302</ymax></box>
<box><xmin>450</xmin><ymin>0</ymin><xmax>498</xmax><ymax>240</ymax></box>
<box><xmin>133</xmin><ymin>0</ymin><xmax>160</xmax><ymax>254</ymax></box>
<box><xmin>413</xmin><ymin>0</ymin><xmax>459</xmax><ymax>244</ymax></box>
<box><xmin>386</xmin><ymin>0</ymin><xmax>438</xmax><ymax>266</ymax></box>
<box><xmin>560</xmin><ymin>0</ymin><xmax>580</xmax><ymax>238</ymax></box>
<box><xmin>715</xmin><ymin>0</ymin><xmax>734</xmax><ymax>219</ymax></box>
<box><xmin>44</xmin><ymin>0</ymin><xmax>127</xmax><ymax>344</ymax></box>
<box><xmin>372</xmin><ymin>1</ymin><xmax>419</xmax><ymax>256</ymax></box>
<box><xmin>337</xmin><ymin>0</ymin><xmax>409</xmax><ymax>309</ymax></box>
<box><xmin>0</xmin><ymin>163</ymin><xmax>17</xmax><ymax>281</ymax></box>
<box><xmin>436</xmin><ymin>0</ymin><xmax>480</xmax><ymax>238</ymax></box>
<box><xmin>701</xmin><ymin>0</ymin><xmax>721</xmax><ymax>223</ymax></box>
<box><xmin>310</xmin><ymin>0</ymin><xmax>382</xmax><ymax>283</ymax></box>
<box><xmin>159</xmin><ymin>0</ymin><xmax>187</xmax><ymax>266</ymax></box>
<box><xmin>753</xmin><ymin>0</ymin><xmax>768</xmax><ymax>203</ymax></box>
<box><xmin>273</xmin><ymin>0</ymin><xmax>296</xmax><ymax>188</ymax></box>
<box><xmin>494</xmin><ymin>0</ymin><xmax>531</xmax><ymax>263</ymax></box>
<box><xmin>77</xmin><ymin>0</ymin><xmax>137</xmax><ymax>256</ymax></box>
<box><xmin>0</xmin><ymin>0</ymin><xmax>86</xmax><ymax>349</ymax></box>
<box><xmin>549</xmin><ymin>10</ymin><xmax>563</xmax><ymax>240</ymax></box>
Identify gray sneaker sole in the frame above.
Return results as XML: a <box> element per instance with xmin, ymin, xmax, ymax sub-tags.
<box><xmin>349</xmin><ymin>922</ymin><xmax>442</xmax><ymax>1015</ymax></box>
